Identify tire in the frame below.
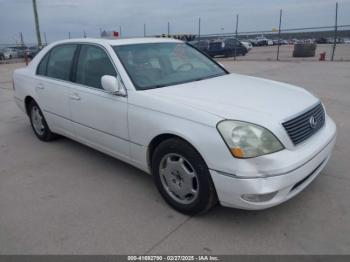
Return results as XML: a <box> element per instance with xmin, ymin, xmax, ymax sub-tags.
<box><xmin>28</xmin><ymin>101</ymin><xmax>58</xmax><ymax>141</ymax></box>
<box><xmin>152</xmin><ymin>138</ymin><xmax>217</xmax><ymax>215</ymax></box>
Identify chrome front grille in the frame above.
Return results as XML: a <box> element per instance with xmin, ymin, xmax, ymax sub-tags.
<box><xmin>282</xmin><ymin>103</ymin><xmax>325</xmax><ymax>145</ymax></box>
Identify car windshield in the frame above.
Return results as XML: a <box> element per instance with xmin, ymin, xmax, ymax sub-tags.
<box><xmin>113</xmin><ymin>42</ymin><xmax>227</xmax><ymax>90</ymax></box>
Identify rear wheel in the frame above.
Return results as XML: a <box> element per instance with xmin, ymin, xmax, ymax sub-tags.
<box><xmin>28</xmin><ymin>101</ymin><xmax>58</xmax><ymax>141</ymax></box>
<box><xmin>152</xmin><ymin>138</ymin><xmax>217</xmax><ymax>215</ymax></box>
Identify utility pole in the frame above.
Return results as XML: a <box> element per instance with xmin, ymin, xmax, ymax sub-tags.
<box><xmin>68</xmin><ymin>32</ymin><xmax>71</xmax><ymax>39</ymax></box>
<box><xmin>144</xmin><ymin>23</ymin><xmax>146</xmax><ymax>37</ymax></box>
<box><xmin>331</xmin><ymin>2</ymin><xmax>338</xmax><ymax>61</ymax></box>
<box><xmin>32</xmin><ymin>0</ymin><xmax>42</xmax><ymax>47</ymax></box>
<box><xmin>83</xmin><ymin>30</ymin><xmax>87</xmax><ymax>38</ymax></box>
<box><xmin>119</xmin><ymin>25</ymin><xmax>122</xmax><ymax>38</ymax></box>
<box><xmin>198</xmin><ymin>18</ymin><xmax>201</xmax><ymax>45</ymax></box>
<box><xmin>234</xmin><ymin>14</ymin><xmax>239</xmax><ymax>60</ymax></box>
<box><xmin>167</xmin><ymin>22</ymin><xmax>170</xmax><ymax>36</ymax></box>
<box><xmin>277</xmin><ymin>9</ymin><xmax>283</xmax><ymax>61</ymax></box>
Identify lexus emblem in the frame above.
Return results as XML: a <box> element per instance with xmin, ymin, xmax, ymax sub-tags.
<box><xmin>309</xmin><ymin>116</ymin><xmax>317</xmax><ymax>129</ymax></box>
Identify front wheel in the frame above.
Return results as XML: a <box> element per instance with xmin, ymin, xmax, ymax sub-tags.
<box><xmin>152</xmin><ymin>138</ymin><xmax>217</xmax><ymax>215</ymax></box>
<box><xmin>28</xmin><ymin>101</ymin><xmax>58</xmax><ymax>141</ymax></box>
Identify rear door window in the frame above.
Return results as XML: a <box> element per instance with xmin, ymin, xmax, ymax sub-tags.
<box><xmin>46</xmin><ymin>44</ymin><xmax>77</xmax><ymax>81</ymax></box>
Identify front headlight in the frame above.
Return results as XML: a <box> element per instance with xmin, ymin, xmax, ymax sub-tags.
<box><xmin>217</xmin><ymin>120</ymin><xmax>284</xmax><ymax>158</ymax></box>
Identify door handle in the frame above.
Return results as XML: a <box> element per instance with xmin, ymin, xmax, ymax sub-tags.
<box><xmin>36</xmin><ymin>83</ymin><xmax>44</xmax><ymax>90</ymax></box>
<box><xmin>70</xmin><ymin>93</ymin><xmax>81</xmax><ymax>101</ymax></box>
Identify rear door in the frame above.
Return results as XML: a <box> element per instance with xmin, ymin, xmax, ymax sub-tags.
<box><xmin>35</xmin><ymin>44</ymin><xmax>77</xmax><ymax>137</ymax></box>
<box><xmin>69</xmin><ymin>44</ymin><xmax>130</xmax><ymax>161</ymax></box>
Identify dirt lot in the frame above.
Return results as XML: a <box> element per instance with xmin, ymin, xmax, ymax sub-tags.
<box><xmin>0</xmin><ymin>61</ymin><xmax>349</xmax><ymax>254</ymax></box>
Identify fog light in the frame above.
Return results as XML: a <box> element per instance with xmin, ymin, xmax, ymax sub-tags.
<box><xmin>241</xmin><ymin>192</ymin><xmax>277</xmax><ymax>203</ymax></box>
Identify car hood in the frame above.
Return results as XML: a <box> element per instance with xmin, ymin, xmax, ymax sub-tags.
<box><xmin>145</xmin><ymin>73</ymin><xmax>319</xmax><ymax>123</ymax></box>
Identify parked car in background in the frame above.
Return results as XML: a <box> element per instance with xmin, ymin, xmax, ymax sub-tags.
<box><xmin>2</xmin><ymin>47</ymin><xmax>19</xmax><ymax>59</ymax></box>
<box><xmin>0</xmin><ymin>49</ymin><xmax>5</xmax><ymax>60</ymax></box>
<box><xmin>208</xmin><ymin>38</ymin><xmax>247</xmax><ymax>57</ymax></box>
<box><xmin>11</xmin><ymin>46</ymin><xmax>27</xmax><ymax>58</ymax></box>
<box><xmin>27</xmin><ymin>46</ymin><xmax>41</xmax><ymax>59</ymax></box>
<box><xmin>316</xmin><ymin>38</ymin><xmax>328</xmax><ymax>44</ymax></box>
<box><xmin>273</xmin><ymin>39</ymin><xmax>288</xmax><ymax>45</ymax></box>
<box><xmin>253</xmin><ymin>37</ymin><xmax>269</xmax><ymax>46</ymax></box>
<box><xmin>13</xmin><ymin>38</ymin><xmax>336</xmax><ymax>214</ymax></box>
<box><xmin>241</xmin><ymin>41</ymin><xmax>253</xmax><ymax>51</ymax></box>
<box><xmin>188</xmin><ymin>40</ymin><xmax>210</xmax><ymax>54</ymax></box>
<box><xmin>303</xmin><ymin>39</ymin><xmax>315</xmax><ymax>44</ymax></box>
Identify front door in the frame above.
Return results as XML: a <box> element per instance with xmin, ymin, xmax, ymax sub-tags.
<box><xmin>68</xmin><ymin>44</ymin><xmax>130</xmax><ymax>161</ymax></box>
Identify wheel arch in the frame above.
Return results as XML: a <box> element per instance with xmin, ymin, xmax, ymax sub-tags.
<box><xmin>147</xmin><ymin>133</ymin><xmax>207</xmax><ymax>171</ymax></box>
<box><xmin>24</xmin><ymin>96</ymin><xmax>36</xmax><ymax>116</ymax></box>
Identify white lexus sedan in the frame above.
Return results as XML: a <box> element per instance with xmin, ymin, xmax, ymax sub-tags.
<box><xmin>13</xmin><ymin>38</ymin><xmax>336</xmax><ymax>214</ymax></box>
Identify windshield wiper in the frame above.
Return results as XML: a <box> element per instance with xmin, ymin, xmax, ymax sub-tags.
<box><xmin>194</xmin><ymin>73</ymin><xmax>224</xmax><ymax>82</ymax></box>
<box><xmin>141</xmin><ymin>74</ymin><xmax>225</xmax><ymax>90</ymax></box>
<box><xmin>142</xmin><ymin>84</ymin><xmax>166</xmax><ymax>90</ymax></box>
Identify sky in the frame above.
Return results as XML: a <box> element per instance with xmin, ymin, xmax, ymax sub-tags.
<box><xmin>1</xmin><ymin>0</ymin><xmax>350</xmax><ymax>44</ymax></box>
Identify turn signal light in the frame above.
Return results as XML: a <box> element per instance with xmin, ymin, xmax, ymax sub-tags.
<box><xmin>230</xmin><ymin>147</ymin><xmax>245</xmax><ymax>158</ymax></box>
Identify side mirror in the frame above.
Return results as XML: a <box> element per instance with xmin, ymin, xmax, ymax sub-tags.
<box><xmin>101</xmin><ymin>75</ymin><xmax>126</xmax><ymax>96</ymax></box>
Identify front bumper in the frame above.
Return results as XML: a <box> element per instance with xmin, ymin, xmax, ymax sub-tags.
<box><xmin>210</xmin><ymin>126</ymin><xmax>336</xmax><ymax>210</ymax></box>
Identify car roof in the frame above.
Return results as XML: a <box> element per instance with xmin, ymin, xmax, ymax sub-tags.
<box><xmin>52</xmin><ymin>37</ymin><xmax>183</xmax><ymax>47</ymax></box>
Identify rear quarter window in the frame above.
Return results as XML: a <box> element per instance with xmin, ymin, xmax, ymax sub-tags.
<box><xmin>37</xmin><ymin>53</ymin><xmax>49</xmax><ymax>76</ymax></box>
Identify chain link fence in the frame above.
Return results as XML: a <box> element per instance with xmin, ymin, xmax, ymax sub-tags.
<box><xmin>191</xmin><ymin>24</ymin><xmax>350</xmax><ymax>62</ymax></box>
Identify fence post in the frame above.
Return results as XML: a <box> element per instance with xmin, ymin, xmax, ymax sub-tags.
<box><xmin>24</xmin><ymin>50</ymin><xmax>28</xmax><ymax>66</ymax></box>
<box><xmin>234</xmin><ymin>14</ymin><xmax>239</xmax><ymax>61</ymax></box>
<box><xmin>277</xmin><ymin>9</ymin><xmax>283</xmax><ymax>61</ymax></box>
<box><xmin>331</xmin><ymin>2</ymin><xmax>338</xmax><ymax>61</ymax></box>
